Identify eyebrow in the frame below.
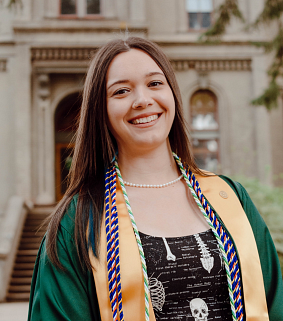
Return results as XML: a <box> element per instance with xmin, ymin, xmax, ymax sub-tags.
<box><xmin>107</xmin><ymin>71</ymin><xmax>165</xmax><ymax>91</ymax></box>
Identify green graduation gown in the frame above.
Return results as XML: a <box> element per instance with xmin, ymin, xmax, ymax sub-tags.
<box><xmin>27</xmin><ymin>176</ymin><xmax>283</xmax><ymax>321</ymax></box>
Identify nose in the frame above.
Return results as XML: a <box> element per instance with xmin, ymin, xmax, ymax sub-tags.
<box><xmin>132</xmin><ymin>87</ymin><xmax>154</xmax><ymax>109</ymax></box>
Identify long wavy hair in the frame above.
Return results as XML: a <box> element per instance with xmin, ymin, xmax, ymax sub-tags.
<box><xmin>46</xmin><ymin>37</ymin><xmax>203</xmax><ymax>270</ymax></box>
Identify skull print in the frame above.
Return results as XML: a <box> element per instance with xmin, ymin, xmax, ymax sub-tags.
<box><xmin>189</xmin><ymin>298</ymin><xmax>209</xmax><ymax>321</ymax></box>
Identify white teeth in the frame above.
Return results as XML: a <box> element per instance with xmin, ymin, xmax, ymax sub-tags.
<box><xmin>132</xmin><ymin>114</ymin><xmax>159</xmax><ymax>124</ymax></box>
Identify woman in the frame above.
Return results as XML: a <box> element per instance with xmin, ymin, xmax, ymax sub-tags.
<box><xmin>28</xmin><ymin>37</ymin><xmax>283</xmax><ymax>321</ymax></box>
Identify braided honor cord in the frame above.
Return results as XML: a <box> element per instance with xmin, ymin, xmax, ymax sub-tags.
<box><xmin>105</xmin><ymin>167</ymin><xmax>124</xmax><ymax>321</ymax></box>
<box><xmin>104</xmin><ymin>153</ymin><xmax>244</xmax><ymax>321</ymax></box>
<box><xmin>114</xmin><ymin>161</ymin><xmax>151</xmax><ymax>321</ymax></box>
<box><xmin>173</xmin><ymin>153</ymin><xmax>244</xmax><ymax>321</ymax></box>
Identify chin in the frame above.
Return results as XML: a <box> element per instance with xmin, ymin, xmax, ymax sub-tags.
<box><xmin>131</xmin><ymin>136</ymin><xmax>168</xmax><ymax>152</ymax></box>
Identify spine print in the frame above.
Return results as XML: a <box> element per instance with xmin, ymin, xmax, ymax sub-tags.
<box><xmin>194</xmin><ymin>234</ymin><xmax>214</xmax><ymax>273</ymax></box>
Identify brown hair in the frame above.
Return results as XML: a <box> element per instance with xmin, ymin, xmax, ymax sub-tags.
<box><xmin>46</xmin><ymin>37</ymin><xmax>203</xmax><ymax>270</ymax></box>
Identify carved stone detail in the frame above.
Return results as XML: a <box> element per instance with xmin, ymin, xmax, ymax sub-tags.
<box><xmin>35</xmin><ymin>73</ymin><xmax>55</xmax><ymax>204</ymax></box>
<box><xmin>198</xmin><ymin>72</ymin><xmax>209</xmax><ymax>89</ymax></box>
<box><xmin>38</xmin><ymin>74</ymin><xmax>50</xmax><ymax>101</ymax></box>
<box><xmin>31</xmin><ymin>48</ymin><xmax>252</xmax><ymax>72</ymax></box>
<box><xmin>31</xmin><ymin>48</ymin><xmax>97</xmax><ymax>61</ymax></box>
<box><xmin>171</xmin><ymin>59</ymin><xmax>252</xmax><ymax>71</ymax></box>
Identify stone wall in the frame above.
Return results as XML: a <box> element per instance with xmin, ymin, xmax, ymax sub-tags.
<box><xmin>0</xmin><ymin>0</ymin><xmax>282</xmax><ymax>213</ymax></box>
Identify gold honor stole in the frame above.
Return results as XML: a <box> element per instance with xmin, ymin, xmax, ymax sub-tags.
<box><xmin>89</xmin><ymin>174</ymin><xmax>269</xmax><ymax>321</ymax></box>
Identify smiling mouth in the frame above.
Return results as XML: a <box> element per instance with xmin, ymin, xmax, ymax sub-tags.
<box><xmin>131</xmin><ymin>114</ymin><xmax>160</xmax><ymax>125</ymax></box>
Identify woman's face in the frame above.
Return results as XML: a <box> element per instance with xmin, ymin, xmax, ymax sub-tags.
<box><xmin>106</xmin><ymin>49</ymin><xmax>175</xmax><ymax>155</ymax></box>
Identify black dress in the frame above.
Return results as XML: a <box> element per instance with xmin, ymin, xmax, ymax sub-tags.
<box><xmin>140</xmin><ymin>229</ymin><xmax>232</xmax><ymax>320</ymax></box>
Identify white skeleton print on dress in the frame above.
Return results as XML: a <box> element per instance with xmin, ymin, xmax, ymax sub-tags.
<box><xmin>194</xmin><ymin>233</ymin><xmax>214</xmax><ymax>273</ymax></box>
<box><xmin>189</xmin><ymin>298</ymin><xmax>209</xmax><ymax>321</ymax></box>
<box><xmin>217</xmin><ymin>243</ymin><xmax>224</xmax><ymax>270</ymax></box>
<box><xmin>149</xmin><ymin>276</ymin><xmax>165</xmax><ymax>312</ymax></box>
<box><xmin>162</xmin><ymin>237</ymin><xmax>176</xmax><ymax>261</ymax></box>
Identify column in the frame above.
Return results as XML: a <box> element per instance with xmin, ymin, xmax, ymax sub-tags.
<box><xmin>129</xmin><ymin>0</ymin><xmax>146</xmax><ymax>23</ymax></box>
<box><xmin>252</xmin><ymin>55</ymin><xmax>272</xmax><ymax>184</ymax></box>
<box><xmin>35</xmin><ymin>73</ymin><xmax>55</xmax><ymax>204</ymax></box>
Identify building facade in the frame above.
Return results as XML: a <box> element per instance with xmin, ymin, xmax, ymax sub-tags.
<box><xmin>0</xmin><ymin>0</ymin><xmax>283</xmax><ymax>302</ymax></box>
<box><xmin>0</xmin><ymin>0</ymin><xmax>282</xmax><ymax>224</ymax></box>
<box><xmin>0</xmin><ymin>0</ymin><xmax>283</xmax><ymax>211</ymax></box>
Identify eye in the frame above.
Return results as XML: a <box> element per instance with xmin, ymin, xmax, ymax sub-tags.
<box><xmin>113</xmin><ymin>88</ymin><xmax>129</xmax><ymax>96</ymax></box>
<box><xmin>149</xmin><ymin>81</ymin><xmax>163</xmax><ymax>87</ymax></box>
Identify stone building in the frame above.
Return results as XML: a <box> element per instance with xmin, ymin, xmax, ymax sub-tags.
<box><xmin>0</xmin><ymin>0</ymin><xmax>282</xmax><ymax>301</ymax></box>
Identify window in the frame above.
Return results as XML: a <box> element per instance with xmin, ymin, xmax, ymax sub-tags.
<box><xmin>186</xmin><ymin>0</ymin><xmax>213</xmax><ymax>30</ymax></box>
<box><xmin>190</xmin><ymin>90</ymin><xmax>219</xmax><ymax>172</ymax></box>
<box><xmin>61</xmin><ymin>0</ymin><xmax>76</xmax><ymax>14</ymax></box>
<box><xmin>60</xmin><ymin>0</ymin><xmax>100</xmax><ymax>16</ymax></box>
<box><xmin>86</xmin><ymin>0</ymin><xmax>100</xmax><ymax>14</ymax></box>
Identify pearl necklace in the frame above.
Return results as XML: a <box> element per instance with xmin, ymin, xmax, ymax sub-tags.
<box><xmin>103</xmin><ymin>153</ymin><xmax>242</xmax><ymax>321</ymax></box>
<box><xmin>123</xmin><ymin>174</ymin><xmax>183</xmax><ymax>188</ymax></box>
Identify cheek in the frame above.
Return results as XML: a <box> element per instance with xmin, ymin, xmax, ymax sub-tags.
<box><xmin>107</xmin><ymin>101</ymin><xmax>128</xmax><ymax>137</ymax></box>
<box><xmin>163</xmin><ymin>92</ymin><xmax>176</xmax><ymax>118</ymax></box>
<box><xmin>169</xmin><ymin>91</ymin><xmax>176</xmax><ymax>109</ymax></box>
<box><xmin>158</xmin><ymin>88</ymin><xmax>175</xmax><ymax>111</ymax></box>
<box><xmin>107</xmin><ymin>100</ymin><xmax>127</xmax><ymax>120</ymax></box>
<box><xmin>106</xmin><ymin>102</ymin><xmax>118</xmax><ymax>135</ymax></box>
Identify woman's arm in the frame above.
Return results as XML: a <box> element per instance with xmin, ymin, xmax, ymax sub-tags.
<box><xmin>27</xmin><ymin>200</ymin><xmax>101</xmax><ymax>321</ymax></box>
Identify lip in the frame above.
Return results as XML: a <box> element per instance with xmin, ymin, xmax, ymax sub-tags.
<box><xmin>128</xmin><ymin>112</ymin><xmax>162</xmax><ymax>123</ymax></box>
<box><xmin>127</xmin><ymin>112</ymin><xmax>162</xmax><ymax>128</ymax></box>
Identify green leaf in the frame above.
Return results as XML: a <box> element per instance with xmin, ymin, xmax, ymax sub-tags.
<box><xmin>199</xmin><ymin>0</ymin><xmax>245</xmax><ymax>41</ymax></box>
<box><xmin>231</xmin><ymin>175</ymin><xmax>283</xmax><ymax>275</ymax></box>
<box><xmin>6</xmin><ymin>0</ymin><xmax>22</xmax><ymax>8</ymax></box>
<box><xmin>268</xmin><ymin>61</ymin><xmax>283</xmax><ymax>79</ymax></box>
<box><xmin>199</xmin><ymin>1</ymin><xmax>283</xmax><ymax>111</ymax></box>
<box><xmin>250</xmin><ymin>41</ymin><xmax>274</xmax><ymax>53</ymax></box>
<box><xmin>252</xmin><ymin>0</ymin><xmax>283</xmax><ymax>27</ymax></box>
<box><xmin>251</xmin><ymin>80</ymin><xmax>281</xmax><ymax>110</ymax></box>
<box><xmin>64</xmin><ymin>156</ymin><xmax>73</xmax><ymax>170</ymax></box>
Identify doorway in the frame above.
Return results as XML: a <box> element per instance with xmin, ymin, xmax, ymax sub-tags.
<box><xmin>189</xmin><ymin>89</ymin><xmax>220</xmax><ymax>172</ymax></box>
<box><xmin>54</xmin><ymin>92</ymin><xmax>81</xmax><ymax>201</ymax></box>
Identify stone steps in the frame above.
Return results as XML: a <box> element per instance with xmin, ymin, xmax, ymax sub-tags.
<box><xmin>6</xmin><ymin>208</ymin><xmax>53</xmax><ymax>302</ymax></box>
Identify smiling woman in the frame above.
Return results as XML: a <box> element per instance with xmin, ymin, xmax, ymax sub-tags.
<box><xmin>106</xmin><ymin>49</ymin><xmax>175</xmax><ymax>157</ymax></box>
<box><xmin>27</xmin><ymin>37</ymin><xmax>283</xmax><ymax>321</ymax></box>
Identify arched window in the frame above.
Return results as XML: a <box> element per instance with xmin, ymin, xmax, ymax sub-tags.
<box><xmin>60</xmin><ymin>0</ymin><xmax>100</xmax><ymax>16</ymax></box>
<box><xmin>190</xmin><ymin>89</ymin><xmax>219</xmax><ymax>172</ymax></box>
<box><xmin>54</xmin><ymin>92</ymin><xmax>81</xmax><ymax>200</ymax></box>
<box><xmin>186</xmin><ymin>0</ymin><xmax>213</xmax><ymax>30</ymax></box>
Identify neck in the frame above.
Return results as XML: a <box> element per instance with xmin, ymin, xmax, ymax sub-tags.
<box><xmin>117</xmin><ymin>141</ymin><xmax>180</xmax><ymax>185</ymax></box>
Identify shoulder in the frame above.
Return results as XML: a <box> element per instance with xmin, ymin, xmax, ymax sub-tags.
<box><xmin>217</xmin><ymin>175</ymin><xmax>267</xmax><ymax>228</ymax></box>
<box><xmin>59</xmin><ymin>194</ymin><xmax>79</xmax><ymax>237</ymax></box>
<box><xmin>197</xmin><ymin>172</ymin><xmax>257</xmax><ymax>218</ymax></box>
<box><xmin>196</xmin><ymin>170</ymin><xmax>246</xmax><ymax>200</ymax></box>
<box><xmin>216</xmin><ymin>175</ymin><xmax>283</xmax><ymax>318</ymax></box>
<box><xmin>218</xmin><ymin>175</ymin><xmax>249</xmax><ymax>203</ymax></box>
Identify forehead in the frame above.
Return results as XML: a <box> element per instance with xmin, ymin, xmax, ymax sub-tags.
<box><xmin>106</xmin><ymin>49</ymin><xmax>163</xmax><ymax>82</ymax></box>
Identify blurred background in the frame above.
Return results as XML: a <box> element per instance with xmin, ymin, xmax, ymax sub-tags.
<box><xmin>0</xmin><ymin>0</ymin><xmax>282</xmax><ymax>319</ymax></box>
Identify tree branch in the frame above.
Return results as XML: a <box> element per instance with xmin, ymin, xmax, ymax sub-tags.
<box><xmin>0</xmin><ymin>0</ymin><xmax>23</xmax><ymax>8</ymax></box>
<box><xmin>199</xmin><ymin>0</ymin><xmax>244</xmax><ymax>41</ymax></box>
<box><xmin>251</xmin><ymin>80</ymin><xmax>281</xmax><ymax>110</ymax></box>
<box><xmin>252</xmin><ymin>0</ymin><xmax>283</xmax><ymax>28</ymax></box>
